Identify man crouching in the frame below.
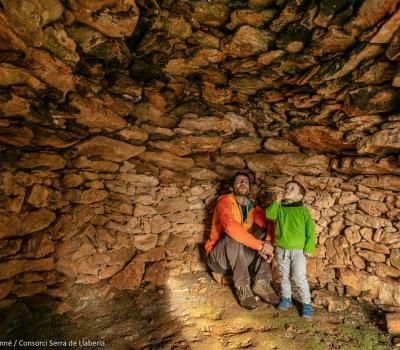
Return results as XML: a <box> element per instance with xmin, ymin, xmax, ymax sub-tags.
<box><xmin>205</xmin><ymin>172</ymin><xmax>279</xmax><ymax>310</ymax></box>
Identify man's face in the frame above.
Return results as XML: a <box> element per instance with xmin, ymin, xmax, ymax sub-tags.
<box><xmin>233</xmin><ymin>175</ymin><xmax>250</xmax><ymax>196</ymax></box>
<box><xmin>284</xmin><ymin>182</ymin><xmax>302</xmax><ymax>201</ymax></box>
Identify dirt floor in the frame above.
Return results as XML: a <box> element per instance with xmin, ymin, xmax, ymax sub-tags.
<box><xmin>0</xmin><ymin>271</ymin><xmax>394</xmax><ymax>350</ymax></box>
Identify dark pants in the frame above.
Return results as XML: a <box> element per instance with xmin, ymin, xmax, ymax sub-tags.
<box><xmin>207</xmin><ymin>234</ymin><xmax>272</xmax><ymax>288</ymax></box>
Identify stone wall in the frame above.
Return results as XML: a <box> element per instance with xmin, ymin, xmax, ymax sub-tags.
<box><xmin>0</xmin><ymin>0</ymin><xmax>399</xmax><ymax>310</ymax></box>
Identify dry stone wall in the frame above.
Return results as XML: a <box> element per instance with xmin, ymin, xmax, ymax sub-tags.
<box><xmin>0</xmin><ymin>0</ymin><xmax>399</xmax><ymax>310</ymax></box>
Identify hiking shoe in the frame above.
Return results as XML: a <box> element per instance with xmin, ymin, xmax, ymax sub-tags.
<box><xmin>252</xmin><ymin>280</ymin><xmax>280</xmax><ymax>305</ymax></box>
<box><xmin>276</xmin><ymin>297</ymin><xmax>293</xmax><ymax>310</ymax></box>
<box><xmin>302</xmin><ymin>303</ymin><xmax>313</xmax><ymax>318</ymax></box>
<box><xmin>211</xmin><ymin>272</ymin><xmax>232</xmax><ymax>285</ymax></box>
<box><xmin>236</xmin><ymin>285</ymin><xmax>257</xmax><ymax>310</ymax></box>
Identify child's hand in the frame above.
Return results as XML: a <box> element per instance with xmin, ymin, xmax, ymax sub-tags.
<box><xmin>304</xmin><ymin>252</ymin><xmax>313</xmax><ymax>258</ymax></box>
<box><xmin>276</xmin><ymin>191</ymin><xmax>284</xmax><ymax>202</ymax></box>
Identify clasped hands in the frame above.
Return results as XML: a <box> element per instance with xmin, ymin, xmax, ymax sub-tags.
<box><xmin>257</xmin><ymin>241</ymin><xmax>274</xmax><ymax>262</ymax></box>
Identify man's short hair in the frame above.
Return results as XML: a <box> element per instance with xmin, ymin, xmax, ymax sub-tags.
<box><xmin>231</xmin><ymin>172</ymin><xmax>253</xmax><ymax>184</ymax></box>
<box><xmin>286</xmin><ymin>180</ymin><xmax>306</xmax><ymax>198</ymax></box>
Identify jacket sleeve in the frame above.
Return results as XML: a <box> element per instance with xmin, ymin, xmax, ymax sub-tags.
<box><xmin>216</xmin><ymin>198</ymin><xmax>262</xmax><ymax>251</ymax></box>
<box><xmin>253</xmin><ymin>205</ymin><xmax>274</xmax><ymax>241</ymax></box>
<box><xmin>265</xmin><ymin>201</ymin><xmax>282</xmax><ymax>220</ymax></box>
<box><xmin>303</xmin><ymin>209</ymin><xmax>316</xmax><ymax>254</ymax></box>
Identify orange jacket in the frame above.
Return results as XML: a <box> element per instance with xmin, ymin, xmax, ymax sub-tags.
<box><xmin>205</xmin><ymin>193</ymin><xmax>274</xmax><ymax>255</ymax></box>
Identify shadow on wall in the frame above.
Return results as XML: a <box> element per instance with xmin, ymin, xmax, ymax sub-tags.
<box><xmin>0</xmin><ymin>281</ymin><xmax>191</xmax><ymax>350</ymax></box>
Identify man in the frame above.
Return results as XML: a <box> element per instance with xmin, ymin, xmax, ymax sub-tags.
<box><xmin>205</xmin><ymin>172</ymin><xmax>279</xmax><ymax>310</ymax></box>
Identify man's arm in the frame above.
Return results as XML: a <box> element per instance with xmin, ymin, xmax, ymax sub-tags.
<box><xmin>217</xmin><ymin>197</ymin><xmax>262</xmax><ymax>251</ymax></box>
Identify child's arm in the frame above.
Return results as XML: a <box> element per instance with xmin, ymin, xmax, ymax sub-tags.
<box><xmin>303</xmin><ymin>209</ymin><xmax>316</xmax><ymax>255</ymax></box>
<box><xmin>265</xmin><ymin>200</ymin><xmax>282</xmax><ymax>220</ymax></box>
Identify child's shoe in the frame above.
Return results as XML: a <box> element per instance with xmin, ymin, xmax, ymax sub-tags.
<box><xmin>276</xmin><ymin>297</ymin><xmax>292</xmax><ymax>310</ymax></box>
<box><xmin>302</xmin><ymin>303</ymin><xmax>313</xmax><ymax>318</ymax></box>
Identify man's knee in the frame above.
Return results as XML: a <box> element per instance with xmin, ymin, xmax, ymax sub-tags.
<box><xmin>224</xmin><ymin>235</ymin><xmax>245</xmax><ymax>253</ymax></box>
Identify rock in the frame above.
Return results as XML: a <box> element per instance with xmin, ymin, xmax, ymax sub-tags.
<box><xmin>27</xmin><ymin>184</ymin><xmax>50</xmax><ymax>208</ymax></box>
<box><xmin>343</xmin><ymin>86</ymin><xmax>400</xmax><ymax>116</ymax></box>
<box><xmin>0</xmin><ymin>63</ymin><xmax>45</xmax><ymax>90</ymax></box>
<box><xmin>226</xmin><ymin>9</ymin><xmax>278</xmax><ymax>30</ymax></box>
<box><xmin>24</xmin><ymin>48</ymin><xmax>75</xmax><ymax>94</ymax></box>
<box><xmin>165</xmin><ymin>234</ymin><xmax>187</xmax><ymax>257</ymax></box>
<box><xmin>344</xmin><ymin>226</ymin><xmax>362</xmax><ymax>244</ymax></box>
<box><xmin>357</xmin><ymin>129</ymin><xmax>400</xmax><ymax>155</ymax></box>
<box><xmin>0</xmin><ymin>126</ymin><xmax>33</xmax><ymax>147</ymax></box>
<box><xmin>69</xmin><ymin>94</ymin><xmax>127</xmax><ymax>131</ymax></box>
<box><xmin>139</xmin><ymin>151</ymin><xmax>194</xmax><ymax>171</ymax></box>
<box><xmin>0</xmin><ymin>0</ymin><xmax>45</xmax><ymax>47</ymax></box>
<box><xmin>290</xmin><ymin>126</ymin><xmax>354</xmax><ymax>154</ymax></box>
<box><xmin>0</xmin><ymin>12</ymin><xmax>28</xmax><ymax>53</ymax></box>
<box><xmin>387</xmin><ymin>27</ymin><xmax>400</xmax><ymax>60</ymax></box>
<box><xmin>118</xmin><ymin>126</ymin><xmax>149</xmax><ymax>143</ymax></box>
<box><xmin>131</xmin><ymin>102</ymin><xmax>176</xmax><ymax>128</ymax></box>
<box><xmin>0</xmin><ymin>280</ymin><xmax>13</xmax><ymax>300</ymax></box>
<box><xmin>358</xmin><ymin>199</ymin><xmax>388</xmax><ymax>216</ymax></box>
<box><xmin>257</xmin><ymin>50</ymin><xmax>286</xmax><ymax>65</ymax></box>
<box><xmin>332</xmin><ymin>157</ymin><xmax>400</xmax><ymax>175</ymax></box>
<box><xmin>150</xmin><ymin>215</ymin><xmax>171</xmax><ymax>234</ymax></box>
<box><xmin>340</xmin><ymin>269</ymin><xmax>400</xmax><ymax>306</ymax></box>
<box><xmin>190</xmin><ymin>168</ymin><xmax>218</xmax><ymax>180</ymax></box>
<box><xmin>0</xmin><ymin>214</ymin><xmax>21</xmax><ymax>239</ymax></box>
<box><xmin>387</xmin><ymin>313</ymin><xmax>400</xmax><ymax>336</ymax></box>
<box><xmin>345</xmin><ymin>213</ymin><xmax>391</xmax><ymax>229</ymax></box>
<box><xmin>356</xmin><ymin>242</ymin><xmax>390</xmax><ymax>255</ymax></box>
<box><xmin>361</xmin><ymin>176</ymin><xmax>400</xmax><ymax>191</ymax></box>
<box><xmin>345</xmin><ymin>0</ymin><xmax>400</xmax><ymax>36</ymax></box>
<box><xmin>71</xmin><ymin>0</ymin><xmax>139</xmax><ymax>38</ymax></box>
<box><xmin>312</xmin><ymin>28</ymin><xmax>356</xmax><ymax>56</ymax></box>
<box><xmin>191</xmin><ymin>2</ymin><xmax>229</xmax><ymax>27</ymax></box>
<box><xmin>172</xmin><ymin>135</ymin><xmax>222</xmax><ymax>154</ymax></box>
<box><xmin>16</xmin><ymin>153</ymin><xmax>66</xmax><ymax>170</ymax></box>
<box><xmin>156</xmin><ymin>197</ymin><xmax>188</xmax><ymax>215</ymax></box>
<box><xmin>65</xmin><ymin>189</ymin><xmax>108</xmax><ymax>204</ymax></box>
<box><xmin>43</xmin><ymin>25</ymin><xmax>80</xmax><ymax>63</ymax></box>
<box><xmin>263</xmin><ymin>138</ymin><xmax>300</xmax><ymax>153</ymax></box>
<box><xmin>75</xmin><ymin>136</ymin><xmax>145</xmax><ymax>162</ymax></box>
<box><xmin>110</xmin><ymin>247</ymin><xmax>165</xmax><ymax>289</ymax></box>
<box><xmin>31</xmin><ymin>127</ymin><xmax>83</xmax><ymax>149</ymax></box>
<box><xmin>326</xmin><ymin>44</ymin><xmax>385</xmax><ymax>81</ymax></box>
<box><xmin>221</xmin><ymin>137</ymin><xmax>262</xmax><ymax>154</ymax></box>
<box><xmin>134</xmin><ymin>234</ymin><xmax>157</xmax><ymax>252</ymax></box>
<box><xmin>391</xmin><ymin>253</ymin><xmax>400</xmax><ymax>270</ymax></box>
<box><xmin>276</xmin><ymin>23</ymin><xmax>311</xmax><ymax>54</ymax></box>
<box><xmin>312</xmin><ymin>290</ymin><xmax>350</xmax><ymax>312</ymax></box>
<box><xmin>0</xmin><ymin>257</ymin><xmax>54</xmax><ymax>281</ymax></box>
<box><xmin>223</xmin><ymin>25</ymin><xmax>275</xmax><ymax>58</ymax></box>
<box><xmin>179</xmin><ymin>116</ymin><xmax>230</xmax><ymax>133</ymax></box>
<box><xmin>63</xmin><ymin>174</ymin><xmax>84</xmax><ymax>188</ymax></box>
<box><xmin>246</xmin><ymin>154</ymin><xmax>330</xmax><ymax>175</ymax></box>
<box><xmin>117</xmin><ymin>174</ymin><xmax>158</xmax><ymax>188</ymax></box>
<box><xmin>22</xmin><ymin>208</ymin><xmax>56</xmax><ymax>234</ymax></box>
<box><xmin>338</xmin><ymin>192</ymin><xmax>359</xmax><ymax>205</ymax></box>
<box><xmin>216</xmin><ymin>155</ymin><xmax>246</xmax><ymax>169</ymax></box>
<box><xmin>72</xmin><ymin>156</ymin><xmax>119</xmax><ymax>173</ymax></box>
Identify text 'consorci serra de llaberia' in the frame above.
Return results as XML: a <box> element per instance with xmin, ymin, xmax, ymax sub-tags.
<box><xmin>0</xmin><ymin>339</ymin><xmax>106</xmax><ymax>348</ymax></box>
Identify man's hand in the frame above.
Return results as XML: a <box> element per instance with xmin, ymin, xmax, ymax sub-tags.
<box><xmin>258</xmin><ymin>242</ymin><xmax>274</xmax><ymax>262</ymax></box>
<box><xmin>304</xmin><ymin>252</ymin><xmax>313</xmax><ymax>258</ymax></box>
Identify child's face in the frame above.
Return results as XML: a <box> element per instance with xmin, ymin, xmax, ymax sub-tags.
<box><xmin>283</xmin><ymin>182</ymin><xmax>303</xmax><ymax>202</ymax></box>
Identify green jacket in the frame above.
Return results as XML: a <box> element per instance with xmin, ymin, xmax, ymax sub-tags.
<box><xmin>265</xmin><ymin>201</ymin><xmax>316</xmax><ymax>254</ymax></box>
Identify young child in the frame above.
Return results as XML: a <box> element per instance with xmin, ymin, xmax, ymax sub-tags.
<box><xmin>265</xmin><ymin>181</ymin><xmax>316</xmax><ymax>318</ymax></box>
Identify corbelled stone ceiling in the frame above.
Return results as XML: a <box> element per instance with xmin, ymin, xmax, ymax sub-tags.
<box><xmin>0</xmin><ymin>0</ymin><xmax>399</xmax><ymax>326</ymax></box>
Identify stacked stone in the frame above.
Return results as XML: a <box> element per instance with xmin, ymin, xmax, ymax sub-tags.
<box><xmin>0</xmin><ymin>0</ymin><xmax>399</xmax><ymax>309</ymax></box>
